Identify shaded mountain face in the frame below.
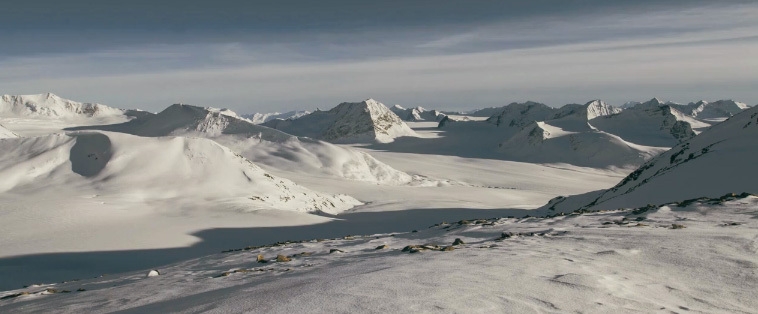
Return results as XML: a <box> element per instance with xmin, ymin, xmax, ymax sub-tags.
<box><xmin>543</xmin><ymin>105</ymin><xmax>758</xmax><ymax>212</ymax></box>
<box><xmin>263</xmin><ymin>99</ymin><xmax>417</xmax><ymax>143</ymax></box>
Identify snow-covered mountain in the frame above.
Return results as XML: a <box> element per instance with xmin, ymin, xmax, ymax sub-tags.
<box><xmin>390</xmin><ymin>105</ymin><xmax>446</xmax><ymax>122</ymax></box>
<box><xmin>3</xmin><ymin>192</ymin><xmax>756</xmax><ymax>312</ymax></box>
<box><xmin>0</xmin><ymin>93</ymin><xmax>143</xmax><ymax>136</ymax></box>
<box><xmin>242</xmin><ymin>110</ymin><xmax>311</xmax><ymax>124</ymax></box>
<box><xmin>590</xmin><ymin>98</ymin><xmax>703</xmax><ymax>147</ymax></box>
<box><xmin>263</xmin><ymin>99</ymin><xmax>418</xmax><ymax>143</ymax></box>
<box><xmin>672</xmin><ymin>99</ymin><xmax>750</xmax><ymax>121</ymax></box>
<box><xmin>543</xmin><ymin>104</ymin><xmax>758</xmax><ymax>212</ymax></box>
<box><xmin>71</xmin><ymin>103</ymin><xmax>417</xmax><ymax>185</ymax></box>
<box><xmin>495</xmin><ymin>100</ymin><xmax>661</xmax><ymax>167</ymax></box>
<box><xmin>0</xmin><ymin>93</ymin><xmax>125</xmax><ymax>119</ymax></box>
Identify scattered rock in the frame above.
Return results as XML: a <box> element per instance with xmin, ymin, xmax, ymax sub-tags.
<box><xmin>257</xmin><ymin>254</ymin><xmax>268</xmax><ymax>263</ymax></box>
<box><xmin>291</xmin><ymin>252</ymin><xmax>313</xmax><ymax>257</ymax></box>
<box><xmin>441</xmin><ymin>246</ymin><xmax>455</xmax><ymax>251</ymax></box>
<box><xmin>452</xmin><ymin>238</ymin><xmax>465</xmax><ymax>245</ymax></box>
<box><xmin>276</xmin><ymin>255</ymin><xmax>291</xmax><ymax>262</ymax></box>
<box><xmin>45</xmin><ymin>288</ymin><xmax>70</xmax><ymax>294</ymax></box>
<box><xmin>411</xmin><ymin>230</ymin><xmax>418</xmax><ymax>233</ymax></box>
<box><xmin>77</xmin><ymin>288</ymin><xmax>86</xmax><ymax>292</ymax></box>
<box><xmin>146</xmin><ymin>270</ymin><xmax>160</xmax><ymax>277</ymax></box>
<box><xmin>329</xmin><ymin>249</ymin><xmax>345</xmax><ymax>254</ymax></box>
<box><xmin>375</xmin><ymin>244</ymin><xmax>389</xmax><ymax>250</ymax></box>
<box><xmin>671</xmin><ymin>224</ymin><xmax>686</xmax><ymax>229</ymax></box>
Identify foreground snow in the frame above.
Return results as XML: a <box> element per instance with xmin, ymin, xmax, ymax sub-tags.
<box><xmin>2</xmin><ymin>195</ymin><xmax>755</xmax><ymax>313</ymax></box>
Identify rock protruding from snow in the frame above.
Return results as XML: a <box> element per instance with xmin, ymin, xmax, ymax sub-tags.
<box><xmin>0</xmin><ymin>93</ymin><xmax>125</xmax><ymax>119</ymax></box>
<box><xmin>243</xmin><ymin>110</ymin><xmax>311</xmax><ymax>124</ymax></box>
<box><xmin>0</xmin><ymin>131</ymin><xmax>361</xmax><ymax>214</ymax></box>
<box><xmin>390</xmin><ymin>105</ymin><xmax>446</xmax><ymax>122</ymax></box>
<box><xmin>544</xmin><ymin>105</ymin><xmax>758</xmax><ymax>212</ymax></box>
<box><xmin>263</xmin><ymin>99</ymin><xmax>418</xmax><ymax>143</ymax></box>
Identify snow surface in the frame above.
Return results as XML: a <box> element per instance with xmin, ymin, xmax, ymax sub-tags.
<box><xmin>2</xmin><ymin>197</ymin><xmax>756</xmax><ymax>313</ymax></box>
<box><xmin>263</xmin><ymin>99</ymin><xmax>418</xmax><ymax>143</ymax></box>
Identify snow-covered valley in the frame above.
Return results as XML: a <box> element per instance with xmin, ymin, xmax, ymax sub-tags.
<box><xmin>0</xmin><ymin>94</ymin><xmax>756</xmax><ymax>312</ymax></box>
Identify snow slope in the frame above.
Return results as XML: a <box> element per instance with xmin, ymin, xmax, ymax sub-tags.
<box><xmin>263</xmin><ymin>99</ymin><xmax>418</xmax><ymax>143</ymax></box>
<box><xmin>242</xmin><ymin>110</ymin><xmax>311</xmax><ymax>124</ymax></box>
<box><xmin>0</xmin><ymin>93</ymin><xmax>139</xmax><ymax>136</ymax></box>
<box><xmin>71</xmin><ymin>104</ymin><xmax>416</xmax><ymax>185</ymax></box>
<box><xmin>0</xmin><ymin>123</ymin><xmax>17</xmax><ymax>138</ymax></box>
<box><xmin>0</xmin><ymin>131</ymin><xmax>358</xmax><ymax>214</ymax></box>
<box><xmin>3</xmin><ymin>196</ymin><xmax>756</xmax><ymax>313</ymax></box>
<box><xmin>544</xmin><ymin>104</ymin><xmax>758</xmax><ymax>212</ymax></box>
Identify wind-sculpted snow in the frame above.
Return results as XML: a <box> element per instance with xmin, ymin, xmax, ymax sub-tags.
<box><xmin>544</xmin><ymin>105</ymin><xmax>758</xmax><ymax>212</ymax></box>
<box><xmin>263</xmin><ymin>99</ymin><xmax>418</xmax><ymax>143</ymax></box>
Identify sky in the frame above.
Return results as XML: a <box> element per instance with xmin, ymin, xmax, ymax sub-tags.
<box><xmin>1</xmin><ymin>0</ymin><xmax>757</xmax><ymax>113</ymax></box>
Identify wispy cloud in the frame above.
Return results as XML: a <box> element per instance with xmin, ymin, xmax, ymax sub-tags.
<box><xmin>1</xmin><ymin>1</ymin><xmax>756</xmax><ymax>112</ymax></box>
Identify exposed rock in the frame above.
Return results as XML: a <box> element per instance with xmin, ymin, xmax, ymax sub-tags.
<box><xmin>146</xmin><ymin>270</ymin><xmax>160</xmax><ymax>277</ymax></box>
<box><xmin>276</xmin><ymin>255</ymin><xmax>291</xmax><ymax>262</ymax></box>
<box><xmin>452</xmin><ymin>238</ymin><xmax>465</xmax><ymax>245</ymax></box>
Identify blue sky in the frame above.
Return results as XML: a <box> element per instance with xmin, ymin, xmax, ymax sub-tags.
<box><xmin>1</xmin><ymin>0</ymin><xmax>757</xmax><ymax>113</ymax></box>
